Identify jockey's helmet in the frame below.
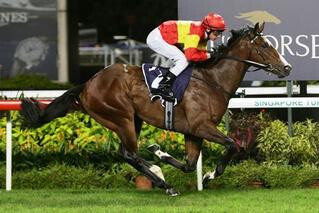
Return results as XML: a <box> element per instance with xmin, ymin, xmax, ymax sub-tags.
<box><xmin>202</xmin><ymin>13</ymin><xmax>226</xmax><ymax>31</ymax></box>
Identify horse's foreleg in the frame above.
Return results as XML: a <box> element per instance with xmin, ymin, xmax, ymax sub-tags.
<box><xmin>194</xmin><ymin>122</ymin><xmax>240</xmax><ymax>186</ymax></box>
<box><xmin>134</xmin><ymin>115</ymin><xmax>143</xmax><ymax>137</ymax></box>
<box><xmin>202</xmin><ymin>138</ymin><xmax>238</xmax><ymax>186</ymax></box>
<box><xmin>148</xmin><ymin>134</ymin><xmax>202</xmax><ymax>173</ymax></box>
<box><xmin>196</xmin><ymin>122</ymin><xmax>239</xmax><ymax>150</ymax></box>
<box><xmin>119</xmin><ymin>144</ymin><xmax>179</xmax><ymax>196</ymax></box>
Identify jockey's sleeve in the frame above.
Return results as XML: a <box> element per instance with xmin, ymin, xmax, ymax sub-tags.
<box><xmin>183</xmin><ymin>34</ymin><xmax>209</xmax><ymax>62</ymax></box>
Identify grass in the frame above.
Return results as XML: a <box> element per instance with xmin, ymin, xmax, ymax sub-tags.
<box><xmin>0</xmin><ymin>188</ymin><xmax>319</xmax><ymax>212</ymax></box>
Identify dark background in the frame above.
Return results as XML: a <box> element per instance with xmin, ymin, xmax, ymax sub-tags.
<box><xmin>68</xmin><ymin>0</ymin><xmax>177</xmax><ymax>84</ymax></box>
<box><xmin>0</xmin><ymin>6</ymin><xmax>57</xmax><ymax>79</ymax></box>
<box><xmin>78</xmin><ymin>0</ymin><xmax>177</xmax><ymax>43</ymax></box>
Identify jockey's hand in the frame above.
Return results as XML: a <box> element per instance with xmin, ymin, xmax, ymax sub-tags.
<box><xmin>207</xmin><ymin>47</ymin><xmax>217</xmax><ymax>54</ymax></box>
<box><xmin>207</xmin><ymin>48</ymin><xmax>218</xmax><ymax>60</ymax></box>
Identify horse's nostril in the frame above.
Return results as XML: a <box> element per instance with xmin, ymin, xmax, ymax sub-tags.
<box><xmin>284</xmin><ymin>65</ymin><xmax>292</xmax><ymax>72</ymax></box>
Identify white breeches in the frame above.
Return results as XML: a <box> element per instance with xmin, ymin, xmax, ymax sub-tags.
<box><xmin>146</xmin><ymin>28</ymin><xmax>189</xmax><ymax>76</ymax></box>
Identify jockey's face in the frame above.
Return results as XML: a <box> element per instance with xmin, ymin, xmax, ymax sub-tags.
<box><xmin>208</xmin><ymin>30</ymin><xmax>223</xmax><ymax>41</ymax></box>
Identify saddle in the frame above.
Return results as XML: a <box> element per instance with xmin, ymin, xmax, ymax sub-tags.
<box><xmin>142</xmin><ymin>63</ymin><xmax>192</xmax><ymax>104</ymax></box>
<box><xmin>142</xmin><ymin>63</ymin><xmax>192</xmax><ymax>130</ymax></box>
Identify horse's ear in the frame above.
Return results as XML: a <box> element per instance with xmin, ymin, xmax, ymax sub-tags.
<box><xmin>253</xmin><ymin>22</ymin><xmax>260</xmax><ymax>35</ymax></box>
<box><xmin>249</xmin><ymin>22</ymin><xmax>260</xmax><ymax>39</ymax></box>
<box><xmin>259</xmin><ymin>22</ymin><xmax>265</xmax><ymax>33</ymax></box>
<box><xmin>253</xmin><ymin>22</ymin><xmax>265</xmax><ymax>35</ymax></box>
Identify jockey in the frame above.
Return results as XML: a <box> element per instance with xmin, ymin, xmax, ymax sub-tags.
<box><xmin>146</xmin><ymin>12</ymin><xmax>226</xmax><ymax>101</ymax></box>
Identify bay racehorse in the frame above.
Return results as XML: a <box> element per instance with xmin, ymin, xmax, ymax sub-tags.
<box><xmin>21</xmin><ymin>23</ymin><xmax>291</xmax><ymax>196</ymax></box>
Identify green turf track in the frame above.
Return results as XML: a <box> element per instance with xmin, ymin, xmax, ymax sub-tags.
<box><xmin>1</xmin><ymin>188</ymin><xmax>319</xmax><ymax>212</ymax></box>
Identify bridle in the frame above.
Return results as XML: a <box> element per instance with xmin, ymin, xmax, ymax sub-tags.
<box><xmin>191</xmin><ymin>32</ymin><xmax>276</xmax><ymax>97</ymax></box>
<box><xmin>223</xmin><ymin>32</ymin><xmax>276</xmax><ymax>73</ymax></box>
<box><xmin>223</xmin><ymin>56</ymin><xmax>270</xmax><ymax>72</ymax></box>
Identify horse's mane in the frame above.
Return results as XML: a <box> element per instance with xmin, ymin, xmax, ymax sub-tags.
<box><xmin>195</xmin><ymin>26</ymin><xmax>252</xmax><ymax>68</ymax></box>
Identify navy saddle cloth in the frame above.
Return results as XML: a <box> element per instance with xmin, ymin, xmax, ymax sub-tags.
<box><xmin>142</xmin><ymin>63</ymin><xmax>192</xmax><ymax>103</ymax></box>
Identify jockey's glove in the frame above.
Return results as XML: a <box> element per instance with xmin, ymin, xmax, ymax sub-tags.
<box><xmin>207</xmin><ymin>47</ymin><xmax>217</xmax><ymax>54</ymax></box>
<box><xmin>207</xmin><ymin>48</ymin><xmax>217</xmax><ymax>59</ymax></box>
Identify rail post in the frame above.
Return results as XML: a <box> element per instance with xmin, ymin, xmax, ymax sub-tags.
<box><xmin>196</xmin><ymin>152</ymin><xmax>203</xmax><ymax>191</ymax></box>
<box><xmin>6</xmin><ymin>111</ymin><xmax>12</xmax><ymax>191</ymax></box>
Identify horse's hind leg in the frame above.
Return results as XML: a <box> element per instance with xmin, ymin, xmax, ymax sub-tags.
<box><xmin>148</xmin><ymin>134</ymin><xmax>203</xmax><ymax>173</ymax></box>
<box><xmin>117</xmin><ymin>121</ymin><xmax>179</xmax><ymax>196</ymax></box>
<box><xmin>119</xmin><ymin>144</ymin><xmax>178</xmax><ymax>196</ymax></box>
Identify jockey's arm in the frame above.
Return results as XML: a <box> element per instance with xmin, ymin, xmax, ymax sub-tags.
<box><xmin>183</xmin><ymin>35</ymin><xmax>210</xmax><ymax>62</ymax></box>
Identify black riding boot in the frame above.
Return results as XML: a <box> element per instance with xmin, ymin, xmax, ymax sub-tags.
<box><xmin>152</xmin><ymin>71</ymin><xmax>177</xmax><ymax>102</ymax></box>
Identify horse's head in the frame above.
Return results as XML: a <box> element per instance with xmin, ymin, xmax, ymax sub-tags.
<box><xmin>244</xmin><ymin>22</ymin><xmax>292</xmax><ymax>78</ymax></box>
<box><xmin>195</xmin><ymin>23</ymin><xmax>293</xmax><ymax>96</ymax></box>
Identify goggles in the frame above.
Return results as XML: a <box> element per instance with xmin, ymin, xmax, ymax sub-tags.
<box><xmin>207</xmin><ymin>30</ymin><xmax>224</xmax><ymax>36</ymax></box>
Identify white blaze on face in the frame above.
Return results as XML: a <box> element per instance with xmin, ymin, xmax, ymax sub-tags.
<box><xmin>278</xmin><ymin>51</ymin><xmax>292</xmax><ymax>67</ymax></box>
<box><xmin>262</xmin><ymin>36</ymin><xmax>292</xmax><ymax>67</ymax></box>
<box><xmin>262</xmin><ymin>35</ymin><xmax>274</xmax><ymax>47</ymax></box>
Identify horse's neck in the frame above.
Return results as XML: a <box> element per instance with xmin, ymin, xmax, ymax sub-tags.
<box><xmin>202</xmin><ymin>46</ymin><xmax>250</xmax><ymax>99</ymax></box>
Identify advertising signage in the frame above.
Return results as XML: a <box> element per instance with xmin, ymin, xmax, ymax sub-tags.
<box><xmin>0</xmin><ymin>0</ymin><xmax>57</xmax><ymax>80</ymax></box>
<box><xmin>178</xmin><ymin>0</ymin><xmax>319</xmax><ymax>81</ymax></box>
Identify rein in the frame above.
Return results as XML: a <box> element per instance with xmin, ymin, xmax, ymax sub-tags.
<box><xmin>222</xmin><ymin>56</ymin><xmax>269</xmax><ymax>72</ymax></box>
<box><xmin>190</xmin><ymin>54</ymin><xmax>270</xmax><ymax>97</ymax></box>
<box><xmin>219</xmin><ymin>31</ymin><xmax>274</xmax><ymax>73</ymax></box>
<box><xmin>190</xmin><ymin>29</ymin><xmax>276</xmax><ymax>98</ymax></box>
<box><xmin>191</xmin><ymin>74</ymin><xmax>234</xmax><ymax>98</ymax></box>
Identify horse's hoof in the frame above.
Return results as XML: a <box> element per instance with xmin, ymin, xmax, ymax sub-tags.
<box><xmin>147</xmin><ymin>144</ymin><xmax>160</xmax><ymax>153</ymax></box>
<box><xmin>202</xmin><ymin>176</ymin><xmax>211</xmax><ymax>187</ymax></box>
<box><xmin>202</xmin><ymin>171</ymin><xmax>216</xmax><ymax>187</ymax></box>
<box><xmin>166</xmin><ymin>188</ymin><xmax>180</xmax><ymax>196</ymax></box>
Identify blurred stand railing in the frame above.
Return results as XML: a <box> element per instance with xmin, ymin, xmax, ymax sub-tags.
<box><xmin>79</xmin><ymin>40</ymin><xmax>148</xmax><ymax>67</ymax></box>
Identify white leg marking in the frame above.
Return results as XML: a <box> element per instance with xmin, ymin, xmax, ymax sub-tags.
<box><xmin>203</xmin><ymin>171</ymin><xmax>216</xmax><ymax>180</ymax></box>
<box><xmin>149</xmin><ymin>165</ymin><xmax>165</xmax><ymax>181</ymax></box>
<box><xmin>154</xmin><ymin>150</ymin><xmax>171</xmax><ymax>159</ymax></box>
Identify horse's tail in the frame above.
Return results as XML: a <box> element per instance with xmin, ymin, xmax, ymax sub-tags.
<box><xmin>21</xmin><ymin>84</ymin><xmax>85</xmax><ymax>128</ymax></box>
